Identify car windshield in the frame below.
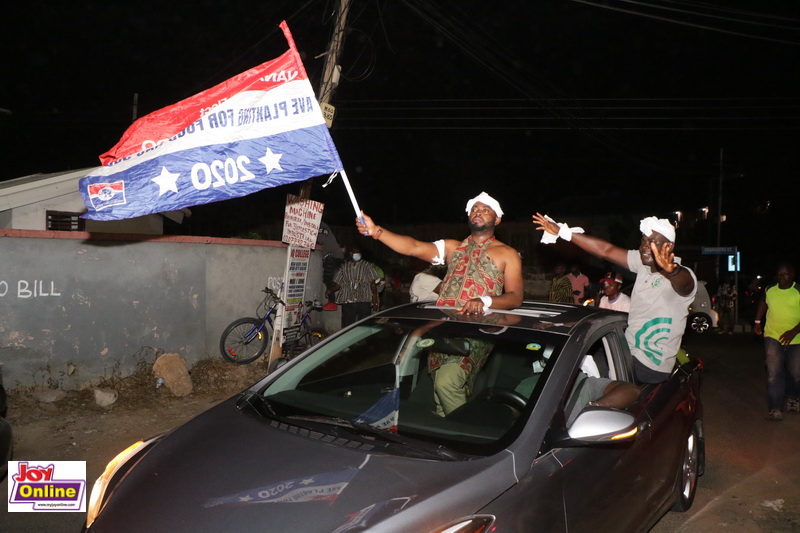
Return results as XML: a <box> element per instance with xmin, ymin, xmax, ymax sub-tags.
<box><xmin>260</xmin><ymin>313</ymin><xmax>566</xmax><ymax>456</ymax></box>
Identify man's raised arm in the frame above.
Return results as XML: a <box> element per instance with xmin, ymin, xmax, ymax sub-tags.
<box><xmin>356</xmin><ymin>212</ymin><xmax>450</xmax><ymax>264</ymax></box>
<box><xmin>532</xmin><ymin>212</ymin><xmax>628</xmax><ymax>269</ymax></box>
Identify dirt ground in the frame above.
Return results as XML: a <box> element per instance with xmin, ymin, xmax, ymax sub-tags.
<box><xmin>3</xmin><ymin>357</ymin><xmax>274</xmax><ymax>532</ymax></box>
<box><xmin>6</xmin><ymin>356</ymin><xmax>270</xmax><ymax>459</ymax></box>
<box><xmin>5</xmin><ymin>358</ymin><xmax>267</xmax><ymax>480</ymax></box>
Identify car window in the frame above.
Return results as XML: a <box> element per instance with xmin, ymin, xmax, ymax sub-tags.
<box><xmin>563</xmin><ymin>330</ymin><xmax>631</xmax><ymax>427</ymax></box>
<box><xmin>261</xmin><ymin>316</ymin><xmax>567</xmax><ymax>456</ymax></box>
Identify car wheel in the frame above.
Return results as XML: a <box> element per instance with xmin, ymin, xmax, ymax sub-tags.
<box><xmin>671</xmin><ymin>421</ymin><xmax>702</xmax><ymax>512</ymax></box>
<box><xmin>687</xmin><ymin>313</ymin><xmax>711</xmax><ymax>334</ymax></box>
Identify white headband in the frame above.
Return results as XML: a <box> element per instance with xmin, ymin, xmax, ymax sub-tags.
<box><xmin>465</xmin><ymin>192</ymin><xmax>503</xmax><ymax>217</ymax></box>
<box><xmin>640</xmin><ymin>216</ymin><xmax>676</xmax><ymax>243</ymax></box>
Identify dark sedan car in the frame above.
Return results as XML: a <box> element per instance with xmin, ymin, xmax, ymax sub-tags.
<box><xmin>86</xmin><ymin>301</ymin><xmax>704</xmax><ymax>532</ymax></box>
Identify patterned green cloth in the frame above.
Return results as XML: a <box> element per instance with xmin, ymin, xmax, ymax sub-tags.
<box><xmin>549</xmin><ymin>275</ymin><xmax>574</xmax><ymax>303</ymax></box>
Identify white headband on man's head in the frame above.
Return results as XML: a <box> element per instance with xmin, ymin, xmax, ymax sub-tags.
<box><xmin>640</xmin><ymin>216</ymin><xmax>676</xmax><ymax>243</ymax></box>
<box><xmin>465</xmin><ymin>192</ymin><xmax>504</xmax><ymax>217</ymax></box>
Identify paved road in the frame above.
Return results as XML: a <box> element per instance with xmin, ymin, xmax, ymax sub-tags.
<box><xmin>651</xmin><ymin>332</ymin><xmax>800</xmax><ymax>532</ymax></box>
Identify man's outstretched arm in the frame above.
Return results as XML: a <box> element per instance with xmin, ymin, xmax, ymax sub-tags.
<box><xmin>532</xmin><ymin>213</ymin><xmax>628</xmax><ymax>268</ymax></box>
<box><xmin>356</xmin><ymin>212</ymin><xmax>449</xmax><ymax>263</ymax></box>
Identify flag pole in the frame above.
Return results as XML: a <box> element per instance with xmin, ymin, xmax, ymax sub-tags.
<box><xmin>339</xmin><ymin>169</ymin><xmax>367</xmax><ymax>231</ymax></box>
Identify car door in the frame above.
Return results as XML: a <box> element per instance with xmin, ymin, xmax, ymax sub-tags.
<box><xmin>551</xmin><ymin>325</ymin><xmax>663</xmax><ymax>533</ymax></box>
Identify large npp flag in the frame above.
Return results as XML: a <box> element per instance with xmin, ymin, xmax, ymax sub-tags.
<box><xmin>80</xmin><ymin>21</ymin><xmax>343</xmax><ymax>221</ymax></box>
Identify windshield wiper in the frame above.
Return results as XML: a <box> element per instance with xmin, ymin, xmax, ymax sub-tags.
<box><xmin>285</xmin><ymin>415</ymin><xmax>463</xmax><ymax>461</ymax></box>
<box><xmin>349</xmin><ymin>421</ymin><xmax>464</xmax><ymax>462</ymax></box>
<box><xmin>286</xmin><ymin>414</ymin><xmax>356</xmax><ymax>428</ymax></box>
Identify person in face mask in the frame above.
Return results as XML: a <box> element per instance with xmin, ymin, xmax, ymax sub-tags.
<box><xmin>326</xmin><ymin>246</ymin><xmax>381</xmax><ymax>328</ymax></box>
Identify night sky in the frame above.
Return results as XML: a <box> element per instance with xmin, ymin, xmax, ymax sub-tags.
<box><xmin>2</xmin><ymin>1</ymin><xmax>799</xmax><ymax>269</ymax></box>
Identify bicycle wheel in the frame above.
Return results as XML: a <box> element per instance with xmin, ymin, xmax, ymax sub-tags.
<box><xmin>219</xmin><ymin>318</ymin><xmax>271</xmax><ymax>364</ymax></box>
<box><xmin>308</xmin><ymin>327</ymin><xmax>328</xmax><ymax>347</ymax></box>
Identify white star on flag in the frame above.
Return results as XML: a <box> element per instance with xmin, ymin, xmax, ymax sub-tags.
<box><xmin>259</xmin><ymin>148</ymin><xmax>283</xmax><ymax>174</ymax></box>
<box><xmin>151</xmin><ymin>166</ymin><xmax>180</xmax><ymax>195</ymax></box>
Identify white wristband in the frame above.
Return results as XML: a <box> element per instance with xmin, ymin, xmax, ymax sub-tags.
<box><xmin>539</xmin><ymin>215</ymin><xmax>585</xmax><ymax>244</ymax></box>
<box><xmin>557</xmin><ymin>224</ymin><xmax>575</xmax><ymax>241</ymax></box>
<box><xmin>479</xmin><ymin>295</ymin><xmax>493</xmax><ymax>309</ymax></box>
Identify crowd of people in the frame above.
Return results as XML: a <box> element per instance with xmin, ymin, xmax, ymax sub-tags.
<box><xmin>318</xmin><ymin>192</ymin><xmax>798</xmax><ymax>421</ymax></box>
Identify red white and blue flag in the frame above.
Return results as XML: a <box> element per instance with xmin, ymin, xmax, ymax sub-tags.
<box><xmin>352</xmin><ymin>387</ymin><xmax>400</xmax><ymax>433</ymax></box>
<box><xmin>203</xmin><ymin>467</ymin><xmax>361</xmax><ymax>507</ymax></box>
<box><xmin>204</xmin><ymin>456</ymin><xmax>371</xmax><ymax>508</ymax></box>
<box><xmin>79</xmin><ymin>21</ymin><xmax>343</xmax><ymax>221</ymax></box>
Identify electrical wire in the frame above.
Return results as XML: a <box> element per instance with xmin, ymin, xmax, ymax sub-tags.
<box><xmin>569</xmin><ymin>0</ymin><xmax>800</xmax><ymax>45</ymax></box>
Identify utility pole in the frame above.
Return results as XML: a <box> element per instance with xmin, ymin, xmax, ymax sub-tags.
<box><xmin>714</xmin><ymin>148</ymin><xmax>723</xmax><ymax>285</ymax></box>
<box><xmin>298</xmin><ymin>0</ymin><xmax>351</xmax><ymax>199</ymax></box>
<box><xmin>717</xmin><ymin>148</ymin><xmax>723</xmax><ymax>247</ymax></box>
<box><xmin>318</xmin><ymin>0</ymin><xmax>352</xmax><ymax>109</ymax></box>
<box><xmin>271</xmin><ymin>1</ymin><xmax>352</xmax><ymax>363</ymax></box>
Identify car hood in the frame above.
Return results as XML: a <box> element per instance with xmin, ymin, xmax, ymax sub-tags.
<box><xmin>90</xmin><ymin>397</ymin><xmax>519</xmax><ymax>533</ymax></box>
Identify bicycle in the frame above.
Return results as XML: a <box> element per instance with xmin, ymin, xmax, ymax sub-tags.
<box><xmin>219</xmin><ymin>287</ymin><xmax>328</xmax><ymax>365</ymax></box>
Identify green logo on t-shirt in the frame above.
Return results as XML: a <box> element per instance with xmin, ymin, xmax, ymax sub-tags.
<box><xmin>634</xmin><ymin>317</ymin><xmax>672</xmax><ymax>365</ymax></box>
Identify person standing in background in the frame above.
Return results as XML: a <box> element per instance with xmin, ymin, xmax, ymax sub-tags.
<box><xmin>326</xmin><ymin>246</ymin><xmax>380</xmax><ymax>328</ymax></box>
<box><xmin>567</xmin><ymin>263</ymin><xmax>590</xmax><ymax>304</ymax></box>
<box><xmin>715</xmin><ymin>277</ymin><xmax>737</xmax><ymax>335</ymax></box>
<box><xmin>548</xmin><ymin>263</ymin><xmax>574</xmax><ymax>304</ymax></box>
<box><xmin>754</xmin><ymin>262</ymin><xmax>800</xmax><ymax>421</ymax></box>
<box><xmin>409</xmin><ymin>262</ymin><xmax>443</xmax><ymax>303</ymax></box>
<box><xmin>597</xmin><ymin>272</ymin><xmax>631</xmax><ymax>312</ymax></box>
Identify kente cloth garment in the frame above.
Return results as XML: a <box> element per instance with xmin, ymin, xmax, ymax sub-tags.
<box><xmin>549</xmin><ymin>275</ymin><xmax>574</xmax><ymax>303</ymax></box>
<box><xmin>426</xmin><ymin>309</ymin><xmax>507</xmax><ymax>396</ymax></box>
<box><xmin>436</xmin><ymin>236</ymin><xmax>503</xmax><ymax>307</ymax></box>
<box><xmin>429</xmin><ymin>237</ymin><xmax>504</xmax><ymax>390</ymax></box>
<box><xmin>332</xmin><ymin>260</ymin><xmax>379</xmax><ymax>304</ymax></box>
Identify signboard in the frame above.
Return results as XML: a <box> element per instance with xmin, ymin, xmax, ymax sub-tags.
<box><xmin>282</xmin><ymin>193</ymin><xmax>325</xmax><ymax>249</ymax></box>
<box><xmin>701</xmin><ymin>246</ymin><xmax>737</xmax><ymax>255</ymax></box>
<box><xmin>727</xmin><ymin>252</ymin><xmax>741</xmax><ymax>272</ymax></box>
<box><xmin>321</xmin><ymin>103</ymin><xmax>336</xmax><ymax>128</ymax></box>
<box><xmin>280</xmin><ymin>245</ymin><xmax>310</xmax><ymax>344</ymax></box>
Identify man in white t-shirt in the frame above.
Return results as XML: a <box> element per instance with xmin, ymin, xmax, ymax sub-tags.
<box><xmin>533</xmin><ymin>214</ymin><xmax>697</xmax><ymax>383</ymax></box>
<box><xmin>409</xmin><ymin>269</ymin><xmax>442</xmax><ymax>302</ymax></box>
<box><xmin>598</xmin><ymin>272</ymin><xmax>631</xmax><ymax>312</ymax></box>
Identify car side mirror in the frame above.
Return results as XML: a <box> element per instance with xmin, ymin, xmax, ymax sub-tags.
<box><xmin>566</xmin><ymin>408</ymin><xmax>638</xmax><ymax>442</ymax></box>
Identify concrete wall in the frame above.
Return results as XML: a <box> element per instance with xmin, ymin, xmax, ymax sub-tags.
<box><xmin>0</xmin><ymin>229</ymin><xmax>326</xmax><ymax>390</ymax></box>
<box><xmin>0</xmin><ymin>169</ymin><xmax>167</xmax><ymax>235</ymax></box>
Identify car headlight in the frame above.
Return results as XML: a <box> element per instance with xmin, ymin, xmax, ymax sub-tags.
<box><xmin>433</xmin><ymin>515</ymin><xmax>496</xmax><ymax>533</ymax></box>
<box><xmin>86</xmin><ymin>436</ymin><xmax>160</xmax><ymax>529</ymax></box>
